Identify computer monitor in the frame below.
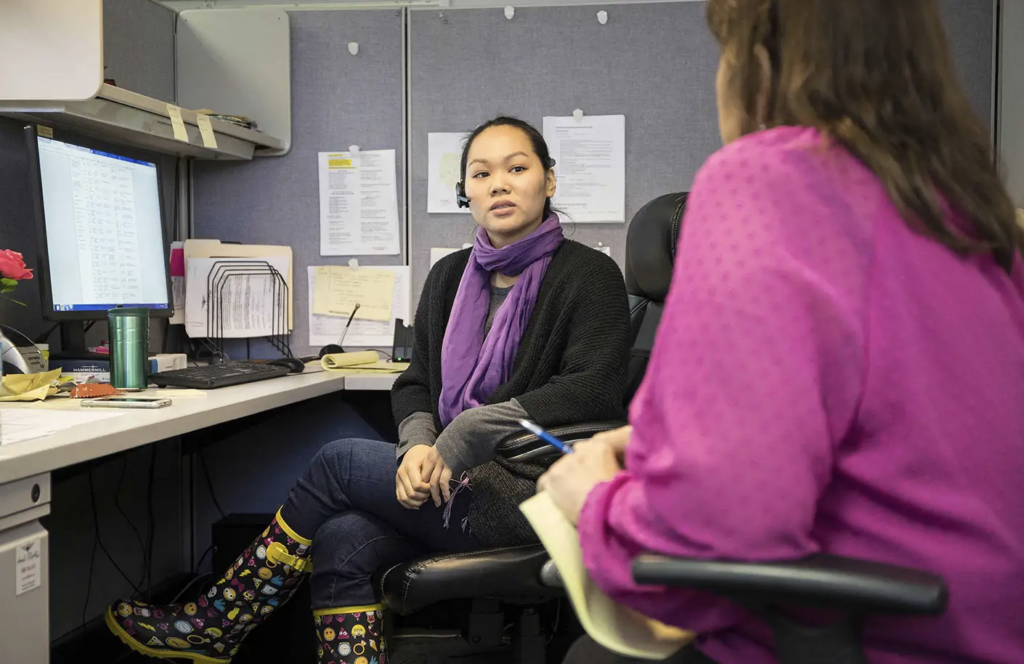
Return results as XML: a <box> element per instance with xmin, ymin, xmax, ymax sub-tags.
<box><xmin>25</xmin><ymin>126</ymin><xmax>172</xmax><ymax>356</ymax></box>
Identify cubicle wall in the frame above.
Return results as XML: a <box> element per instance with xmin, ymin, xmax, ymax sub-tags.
<box><xmin>408</xmin><ymin>2</ymin><xmax>721</xmax><ymax>308</ymax></box>
<box><xmin>190</xmin><ymin>0</ymin><xmax>994</xmax><ymax>344</ymax></box>
<box><xmin>192</xmin><ymin>10</ymin><xmax>406</xmax><ymax>358</ymax></box>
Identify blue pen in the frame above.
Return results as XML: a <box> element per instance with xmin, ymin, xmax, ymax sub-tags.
<box><xmin>519</xmin><ymin>419</ymin><xmax>574</xmax><ymax>454</ymax></box>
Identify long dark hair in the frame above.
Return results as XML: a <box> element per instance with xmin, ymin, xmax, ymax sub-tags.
<box><xmin>460</xmin><ymin>116</ymin><xmax>556</xmax><ymax>219</ymax></box>
<box><xmin>707</xmin><ymin>0</ymin><xmax>1022</xmax><ymax>272</ymax></box>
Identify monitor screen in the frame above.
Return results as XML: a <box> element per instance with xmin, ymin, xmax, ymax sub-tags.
<box><xmin>35</xmin><ymin>135</ymin><xmax>170</xmax><ymax>314</ymax></box>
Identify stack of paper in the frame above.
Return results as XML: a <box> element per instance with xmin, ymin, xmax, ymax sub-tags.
<box><xmin>180</xmin><ymin>240</ymin><xmax>294</xmax><ymax>339</ymax></box>
<box><xmin>320</xmin><ymin>351</ymin><xmax>408</xmax><ymax>374</ymax></box>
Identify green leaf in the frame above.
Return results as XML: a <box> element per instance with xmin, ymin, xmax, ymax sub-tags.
<box><xmin>0</xmin><ymin>278</ymin><xmax>17</xmax><ymax>288</ymax></box>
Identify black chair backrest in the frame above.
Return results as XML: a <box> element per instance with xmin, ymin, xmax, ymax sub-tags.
<box><xmin>622</xmin><ymin>192</ymin><xmax>687</xmax><ymax>403</ymax></box>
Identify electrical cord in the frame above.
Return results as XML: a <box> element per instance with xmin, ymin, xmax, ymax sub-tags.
<box><xmin>114</xmin><ymin>455</ymin><xmax>147</xmax><ymax>588</ymax></box>
<box><xmin>144</xmin><ymin>447</ymin><xmax>157</xmax><ymax>602</ymax></box>
<box><xmin>199</xmin><ymin>449</ymin><xmax>226</xmax><ymax>518</ymax></box>
<box><xmin>88</xmin><ymin>468</ymin><xmax>142</xmax><ymax>595</ymax></box>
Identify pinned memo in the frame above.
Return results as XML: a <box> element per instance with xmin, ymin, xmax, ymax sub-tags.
<box><xmin>311</xmin><ymin>266</ymin><xmax>394</xmax><ymax>321</ymax></box>
<box><xmin>318</xmin><ymin>149</ymin><xmax>401</xmax><ymax>256</ymax></box>
<box><xmin>543</xmin><ymin>114</ymin><xmax>626</xmax><ymax>223</ymax></box>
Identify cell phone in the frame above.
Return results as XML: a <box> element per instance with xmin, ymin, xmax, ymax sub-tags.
<box><xmin>81</xmin><ymin>396</ymin><xmax>172</xmax><ymax>409</ymax></box>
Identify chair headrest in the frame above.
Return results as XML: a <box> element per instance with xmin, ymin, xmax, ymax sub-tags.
<box><xmin>625</xmin><ymin>192</ymin><xmax>688</xmax><ymax>303</ymax></box>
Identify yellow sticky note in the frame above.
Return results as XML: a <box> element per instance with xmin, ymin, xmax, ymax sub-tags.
<box><xmin>196</xmin><ymin>113</ymin><xmax>218</xmax><ymax>149</ymax></box>
<box><xmin>166</xmin><ymin>104</ymin><xmax>189</xmax><ymax>142</ymax></box>
<box><xmin>312</xmin><ymin>266</ymin><xmax>394</xmax><ymax>321</ymax></box>
<box><xmin>36</xmin><ymin>125</ymin><xmax>53</xmax><ymax>138</ymax></box>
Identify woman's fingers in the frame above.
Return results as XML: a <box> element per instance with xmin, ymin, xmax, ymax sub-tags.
<box><xmin>429</xmin><ymin>462</ymin><xmax>444</xmax><ymax>507</ymax></box>
<box><xmin>440</xmin><ymin>465</ymin><xmax>454</xmax><ymax>503</ymax></box>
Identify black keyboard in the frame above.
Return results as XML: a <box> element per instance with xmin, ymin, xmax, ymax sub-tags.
<box><xmin>151</xmin><ymin>362</ymin><xmax>291</xmax><ymax>389</ymax></box>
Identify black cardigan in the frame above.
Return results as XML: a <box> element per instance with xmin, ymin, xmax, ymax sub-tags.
<box><xmin>391</xmin><ymin>240</ymin><xmax>631</xmax><ymax>546</ymax></box>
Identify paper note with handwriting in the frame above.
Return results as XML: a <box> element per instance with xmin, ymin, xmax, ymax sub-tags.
<box><xmin>311</xmin><ymin>266</ymin><xmax>394</xmax><ymax>321</ymax></box>
<box><xmin>308</xmin><ymin>265</ymin><xmax>410</xmax><ymax>348</ymax></box>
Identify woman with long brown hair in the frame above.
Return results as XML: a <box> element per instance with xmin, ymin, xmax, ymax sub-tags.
<box><xmin>543</xmin><ymin>1</ymin><xmax>1024</xmax><ymax>662</ymax></box>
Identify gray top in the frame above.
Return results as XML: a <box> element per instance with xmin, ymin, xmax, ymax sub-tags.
<box><xmin>484</xmin><ymin>285</ymin><xmax>513</xmax><ymax>337</ymax></box>
<box><xmin>395</xmin><ymin>285</ymin><xmax>525</xmax><ymax>470</ymax></box>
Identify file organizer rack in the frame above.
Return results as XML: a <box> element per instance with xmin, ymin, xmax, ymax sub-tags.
<box><xmin>203</xmin><ymin>260</ymin><xmax>293</xmax><ymax>359</ymax></box>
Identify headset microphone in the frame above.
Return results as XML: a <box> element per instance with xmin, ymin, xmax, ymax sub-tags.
<box><xmin>455</xmin><ymin>181</ymin><xmax>470</xmax><ymax>208</ymax></box>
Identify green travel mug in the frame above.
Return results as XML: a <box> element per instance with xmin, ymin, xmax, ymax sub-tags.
<box><xmin>108</xmin><ymin>307</ymin><xmax>150</xmax><ymax>390</ymax></box>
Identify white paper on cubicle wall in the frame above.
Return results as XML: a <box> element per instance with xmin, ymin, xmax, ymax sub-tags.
<box><xmin>311</xmin><ymin>266</ymin><xmax>395</xmax><ymax>321</ymax></box>
<box><xmin>318</xmin><ymin>150</ymin><xmax>401</xmax><ymax>256</ymax></box>
<box><xmin>427</xmin><ymin>133</ymin><xmax>471</xmax><ymax>214</ymax></box>
<box><xmin>183</xmin><ymin>240</ymin><xmax>294</xmax><ymax>327</ymax></box>
<box><xmin>429</xmin><ymin>247</ymin><xmax>462</xmax><ymax>268</ymax></box>
<box><xmin>543</xmin><ymin>115</ymin><xmax>626</xmax><ymax>223</ymax></box>
<box><xmin>185</xmin><ymin>257</ymin><xmax>292</xmax><ymax>339</ymax></box>
<box><xmin>308</xmin><ymin>265</ymin><xmax>410</xmax><ymax>349</ymax></box>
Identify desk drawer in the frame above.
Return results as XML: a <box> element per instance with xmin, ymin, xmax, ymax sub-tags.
<box><xmin>0</xmin><ymin>519</ymin><xmax>48</xmax><ymax>664</ymax></box>
<box><xmin>0</xmin><ymin>474</ymin><xmax>50</xmax><ymax>522</ymax></box>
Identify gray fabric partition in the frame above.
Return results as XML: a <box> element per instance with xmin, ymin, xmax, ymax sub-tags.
<box><xmin>103</xmin><ymin>0</ymin><xmax>176</xmax><ymax>102</ymax></box>
<box><xmin>408</xmin><ymin>0</ymin><xmax>994</xmax><ymax>310</ymax></box>
<box><xmin>408</xmin><ymin>2</ymin><xmax>721</xmax><ymax>309</ymax></box>
<box><xmin>192</xmin><ymin>10</ymin><xmax>405</xmax><ymax>358</ymax></box>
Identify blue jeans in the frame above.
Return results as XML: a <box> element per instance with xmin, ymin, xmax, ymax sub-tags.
<box><xmin>280</xmin><ymin>438</ymin><xmax>481</xmax><ymax>610</ymax></box>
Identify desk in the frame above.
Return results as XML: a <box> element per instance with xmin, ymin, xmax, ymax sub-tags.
<box><xmin>0</xmin><ymin>371</ymin><xmax>348</xmax><ymax>486</ymax></box>
<box><xmin>0</xmin><ymin>370</ymin><xmax>349</xmax><ymax>663</ymax></box>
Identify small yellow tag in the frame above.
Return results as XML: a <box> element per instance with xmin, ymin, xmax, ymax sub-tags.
<box><xmin>36</xmin><ymin>125</ymin><xmax>53</xmax><ymax>138</ymax></box>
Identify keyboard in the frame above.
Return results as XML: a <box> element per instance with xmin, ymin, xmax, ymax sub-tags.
<box><xmin>151</xmin><ymin>362</ymin><xmax>291</xmax><ymax>389</ymax></box>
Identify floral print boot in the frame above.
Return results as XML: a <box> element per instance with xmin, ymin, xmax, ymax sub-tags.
<box><xmin>106</xmin><ymin>509</ymin><xmax>313</xmax><ymax>662</ymax></box>
<box><xmin>314</xmin><ymin>605</ymin><xmax>387</xmax><ymax>664</ymax></box>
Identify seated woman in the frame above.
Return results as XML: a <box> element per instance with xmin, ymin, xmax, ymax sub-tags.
<box><xmin>106</xmin><ymin>116</ymin><xmax>631</xmax><ymax>663</ymax></box>
<box><xmin>542</xmin><ymin>1</ymin><xmax>1024</xmax><ymax>664</ymax></box>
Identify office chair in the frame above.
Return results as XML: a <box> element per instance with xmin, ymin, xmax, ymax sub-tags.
<box><xmin>375</xmin><ymin>192</ymin><xmax>689</xmax><ymax>663</ymax></box>
<box><xmin>632</xmin><ymin>554</ymin><xmax>948</xmax><ymax>664</ymax></box>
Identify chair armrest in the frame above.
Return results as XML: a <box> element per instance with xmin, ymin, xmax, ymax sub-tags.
<box><xmin>632</xmin><ymin>553</ymin><xmax>948</xmax><ymax>617</ymax></box>
<box><xmin>497</xmin><ymin>420</ymin><xmax>627</xmax><ymax>462</ymax></box>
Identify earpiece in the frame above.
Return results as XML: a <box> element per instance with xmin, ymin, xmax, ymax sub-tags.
<box><xmin>455</xmin><ymin>181</ymin><xmax>470</xmax><ymax>208</ymax></box>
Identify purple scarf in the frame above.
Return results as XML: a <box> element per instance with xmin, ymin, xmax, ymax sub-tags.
<box><xmin>438</xmin><ymin>215</ymin><xmax>565</xmax><ymax>427</ymax></box>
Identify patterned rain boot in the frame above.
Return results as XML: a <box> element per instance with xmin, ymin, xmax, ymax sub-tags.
<box><xmin>106</xmin><ymin>509</ymin><xmax>313</xmax><ymax>662</ymax></box>
<box><xmin>313</xmin><ymin>605</ymin><xmax>387</xmax><ymax>664</ymax></box>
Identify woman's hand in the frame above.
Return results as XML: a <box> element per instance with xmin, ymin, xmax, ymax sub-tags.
<box><xmin>588</xmin><ymin>425</ymin><xmax>633</xmax><ymax>463</ymax></box>
<box><xmin>537</xmin><ymin>439</ymin><xmax>623</xmax><ymax>525</ymax></box>
<box><xmin>396</xmin><ymin>445</ymin><xmax>433</xmax><ymax>509</ymax></box>
<box><xmin>397</xmin><ymin>445</ymin><xmax>454</xmax><ymax>509</ymax></box>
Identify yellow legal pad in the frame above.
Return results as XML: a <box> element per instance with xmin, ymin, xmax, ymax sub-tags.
<box><xmin>520</xmin><ymin>492</ymin><xmax>694</xmax><ymax>660</ymax></box>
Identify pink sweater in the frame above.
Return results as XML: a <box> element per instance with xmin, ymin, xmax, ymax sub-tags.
<box><xmin>578</xmin><ymin>126</ymin><xmax>1024</xmax><ymax>664</ymax></box>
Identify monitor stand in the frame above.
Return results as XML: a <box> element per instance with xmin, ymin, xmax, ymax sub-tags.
<box><xmin>50</xmin><ymin>321</ymin><xmax>108</xmax><ymax>361</ymax></box>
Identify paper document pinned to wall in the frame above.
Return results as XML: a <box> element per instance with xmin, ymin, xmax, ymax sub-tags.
<box><xmin>185</xmin><ymin>256</ymin><xmax>292</xmax><ymax>339</ymax></box>
<box><xmin>430</xmin><ymin>247</ymin><xmax>462</xmax><ymax>268</ymax></box>
<box><xmin>319</xmin><ymin>149</ymin><xmax>401</xmax><ymax>256</ymax></box>
<box><xmin>311</xmin><ymin>266</ymin><xmax>394</xmax><ymax>321</ymax></box>
<box><xmin>308</xmin><ymin>265</ymin><xmax>410</xmax><ymax>348</ymax></box>
<box><xmin>427</xmin><ymin>133</ymin><xmax>471</xmax><ymax>214</ymax></box>
<box><xmin>543</xmin><ymin>115</ymin><xmax>626</xmax><ymax>223</ymax></box>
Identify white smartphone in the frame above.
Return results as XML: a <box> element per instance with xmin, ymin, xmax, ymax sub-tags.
<box><xmin>81</xmin><ymin>396</ymin><xmax>172</xmax><ymax>409</ymax></box>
